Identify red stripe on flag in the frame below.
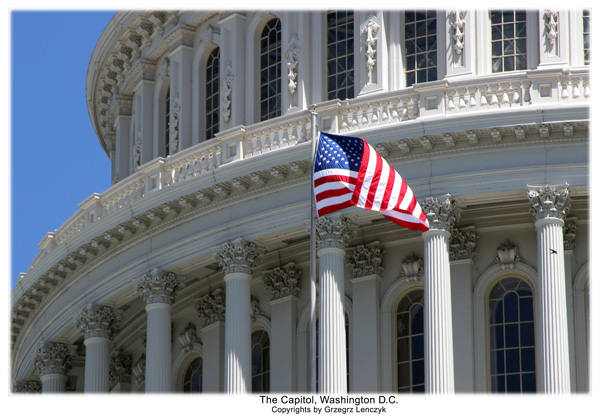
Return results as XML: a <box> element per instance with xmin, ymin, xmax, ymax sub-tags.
<box><xmin>317</xmin><ymin>200</ymin><xmax>354</xmax><ymax>216</ymax></box>
<box><xmin>314</xmin><ymin>175</ymin><xmax>357</xmax><ymax>188</ymax></box>
<box><xmin>382</xmin><ymin>213</ymin><xmax>430</xmax><ymax>232</ymax></box>
<box><xmin>351</xmin><ymin>139</ymin><xmax>370</xmax><ymax>206</ymax></box>
<box><xmin>315</xmin><ymin>187</ymin><xmax>353</xmax><ymax>203</ymax></box>
<box><xmin>380</xmin><ymin>165</ymin><xmax>396</xmax><ymax>211</ymax></box>
<box><xmin>394</xmin><ymin>179</ymin><xmax>408</xmax><ymax>210</ymax></box>
<box><xmin>364</xmin><ymin>151</ymin><xmax>383</xmax><ymax>210</ymax></box>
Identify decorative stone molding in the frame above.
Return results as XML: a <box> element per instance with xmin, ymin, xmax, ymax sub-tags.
<box><xmin>515</xmin><ymin>125</ymin><xmax>526</xmax><ymax>140</ymax></box>
<box><xmin>75</xmin><ymin>304</ymin><xmax>121</xmax><ymax>340</ymax></box>
<box><xmin>527</xmin><ymin>184</ymin><xmax>570</xmax><ymax>222</ymax></box>
<box><xmin>132</xmin><ymin>354</ymin><xmax>146</xmax><ymax>384</ymax></box>
<box><xmin>494</xmin><ymin>240</ymin><xmax>523</xmax><ymax>269</ymax></box>
<box><xmin>13</xmin><ymin>380</ymin><xmax>42</xmax><ymax>393</ymax></box>
<box><xmin>361</xmin><ymin>19</ymin><xmax>379</xmax><ymax>78</ymax></box>
<box><xmin>250</xmin><ymin>295</ymin><xmax>263</xmax><ymax>320</ymax></box>
<box><xmin>213</xmin><ymin>238</ymin><xmax>264</xmax><ymax>275</ymax></box>
<box><xmin>286</xmin><ymin>35</ymin><xmax>301</xmax><ymax>95</ymax></box>
<box><xmin>133</xmin><ymin>136</ymin><xmax>142</xmax><ymax>167</ymax></box>
<box><xmin>448</xmin><ymin>10</ymin><xmax>467</xmax><ymax>55</ymax></box>
<box><xmin>34</xmin><ymin>342</ymin><xmax>75</xmax><ymax>376</ymax></box>
<box><xmin>166</xmin><ymin>25</ymin><xmax>195</xmax><ymax>52</ymax></box>
<box><xmin>202</xmin><ymin>24</ymin><xmax>220</xmax><ymax>45</ymax></box>
<box><xmin>221</xmin><ymin>63</ymin><xmax>234</xmax><ymax>122</ymax></box>
<box><xmin>315</xmin><ymin>214</ymin><xmax>357</xmax><ymax>251</ymax></box>
<box><xmin>178</xmin><ymin>322</ymin><xmax>202</xmax><ymax>352</ymax></box>
<box><xmin>347</xmin><ymin>241</ymin><xmax>385</xmax><ymax>278</ymax></box>
<box><xmin>544</xmin><ymin>10</ymin><xmax>559</xmax><ymax>46</ymax></box>
<box><xmin>263</xmin><ymin>262</ymin><xmax>302</xmax><ymax>300</ymax></box>
<box><xmin>109</xmin><ymin>352</ymin><xmax>132</xmax><ymax>388</ymax></box>
<box><xmin>420</xmin><ymin>194</ymin><xmax>460</xmax><ymax>232</ymax></box>
<box><xmin>169</xmin><ymin>93</ymin><xmax>181</xmax><ymax>154</ymax></box>
<box><xmin>449</xmin><ymin>226</ymin><xmax>477</xmax><ymax>261</ymax></box>
<box><xmin>158</xmin><ymin>57</ymin><xmax>170</xmax><ymax>81</ymax></box>
<box><xmin>563</xmin><ymin>218</ymin><xmax>577</xmax><ymax>251</ymax></box>
<box><xmin>133</xmin><ymin>269</ymin><xmax>183</xmax><ymax>305</ymax></box>
<box><xmin>196</xmin><ymin>288</ymin><xmax>226</xmax><ymax>327</ymax></box>
<box><xmin>398</xmin><ymin>253</ymin><xmax>424</xmax><ymax>282</ymax></box>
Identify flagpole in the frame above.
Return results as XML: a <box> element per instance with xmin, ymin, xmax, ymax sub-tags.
<box><xmin>309</xmin><ymin>105</ymin><xmax>318</xmax><ymax>394</ymax></box>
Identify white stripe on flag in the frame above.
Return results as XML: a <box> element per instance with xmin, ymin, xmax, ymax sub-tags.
<box><xmin>371</xmin><ymin>157</ymin><xmax>390</xmax><ymax>211</ymax></box>
<box><xmin>315</xmin><ymin>193</ymin><xmax>353</xmax><ymax>211</ymax></box>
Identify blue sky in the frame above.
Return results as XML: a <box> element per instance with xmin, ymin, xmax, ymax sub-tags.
<box><xmin>10</xmin><ymin>11</ymin><xmax>116</xmax><ymax>288</ymax></box>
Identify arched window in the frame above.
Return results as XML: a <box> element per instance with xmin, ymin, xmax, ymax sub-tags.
<box><xmin>395</xmin><ymin>289</ymin><xmax>424</xmax><ymax>393</ymax></box>
<box><xmin>251</xmin><ymin>329</ymin><xmax>270</xmax><ymax>393</ymax></box>
<box><xmin>491</xmin><ymin>10</ymin><xmax>527</xmax><ymax>73</ymax></box>
<box><xmin>182</xmin><ymin>356</ymin><xmax>202</xmax><ymax>393</ymax></box>
<box><xmin>326</xmin><ymin>11</ymin><xmax>354</xmax><ymax>100</ymax></box>
<box><xmin>259</xmin><ymin>18</ymin><xmax>281</xmax><ymax>122</ymax></box>
<box><xmin>488</xmin><ymin>277</ymin><xmax>536</xmax><ymax>392</ymax></box>
<box><xmin>164</xmin><ymin>86</ymin><xmax>171</xmax><ymax>156</ymax></box>
<box><xmin>316</xmin><ymin>313</ymin><xmax>349</xmax><ymax>392</ymax></box>
<box><xmin>205</xmin><ymin>47</ymin><xmax>220</xmax><ymax>140</ymax></box>
<box><xmin>583</xmin><ymin>10</ymin><xmax>590</xmax><ymax>65</ymax></box>
<box><xmin>404</xmin><ymin>11</ymin><xmax>437</xmax><ymax>86</ymax></box>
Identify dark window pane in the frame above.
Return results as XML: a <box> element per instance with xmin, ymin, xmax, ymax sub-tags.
<box><xmin>504</xmin><ymin>292</ymin><xmax>519</xmax><ymax>323</ymax></box>
<box><xmin>412</xmin><ymin>360</ymin><xmax>424</xmax><ymax>384</ymax></box>
<box><xmin>412</xmin><ymin>335</ymin><xmax>424</xmax><ymax>359</ymax></box>
<box><xmin>491</xmin><ymin>11</ymin><xmax>502</xmax><ymax>24</ymax></box>
<box><xmin>490</xmin><ymin>300</ymin><xmax>503</xmax><ymax>324</ymax></box>
<box><xmin>397</xmin><ymin>362</ymin><xmax>411</xmax><ymax>387</ymax></box>
<box><xmin>521</xmin><ymin>347</ymin><xmax>535</xmax><ymax>372</ymax></box>
<box><xmin>504</xmin><ymin>56</ymin><xmax>515</xmax><ymax>72</ymax></box>
<box><xmin>491</xmin><ymin>349</ymin><xmax>505</xmax><ymax>374</ymax></box>
<box><xmin>397</xmin><ymin>337</ymin><xmax>410</xmax><ymax>362</ymax></box>
<box><xmin>491</xmin><ymin>324</ymin><xmax>504</xmax><ymax>349</ymax></box>
<box><xmin>504</xmin><ymin>39</ymin><xmax>515</xmax><ymax>55</ymax></box>
<box><xmin>516</xmin><ymin>55</ymin><xmax>527</xmax><ymax>70</ymax></box>
<box><xmin>505</xmin><ymin>323</ymin><xmax>519</xmax><ymax>348</ymax></box>
<box><xmin>505</xmin><ymin>348</ymin><xmax>520</xmax><ymax>373</ymax></box>
<box><xmin>520</xmin><ymin>322</ymin><xmax>535</xmax><ymax>346</ymax></box>
<box><xmin>522</xmin><ymin>373</ymin><xmax>536</xmax><ymax>392</ymax></box>
<box><xmin>492</xmin><ymin>25</ymin><xmax>503</xmax><ymax>41</ymax></box>
<box><xmin>503</xmin><ymin>11</ymin><xmax>514</xmax><ymax>23</ymax></box>
<box><xmin>492</xmin><ymin>375</ymin><xmax>506</xmax><ymax>392</ymax></box>
<box><xmin>506</xmin><ymin>374</ymin><xmax>521</xmax><ymax>392</ymax></box>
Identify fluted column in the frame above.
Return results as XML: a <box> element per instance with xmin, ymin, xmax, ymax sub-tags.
<box><xmin>134</xmin><ymin>269</ymin><xmax>183</xmax><ymax>393</ymax></box>
<box><xmin>75</xmin><ymin>304</ymin><xmax>121</xmax><ymax>393</ymax></box>
<box><xmin>421</xmin><ymin>195</ymin><xmax>459</xmax><ymax>394</ymax></box>
<box><xmin>213</xmin><ymin>238</ymin><xmax>263</xmax><ymax>394</ymax></box>
<box><xmin>264</xmin><ymin>263</ymin><xmax>301</xmax><ymax>392</ymax></box>
<box><xmin>316</xmin><ymin>214</ymin><xmax>356</xmax><ymax>394</ymax></box>
<box><xmin>196</xmin><ymin>288</ymin><xmax>226</xmax><ymax>392</ymax></box>
<box><xmin>527</xmin><ymin>184</ymin><xmax>571</xmax><ymax>393</ymax></box>
<box><xmin>34</xmin><ymin>342</ymin><xmax>75</xmax><ymax>393</ymax></box>
<box><xmin>347</xmin><ymin>242</ymin><xmax>384</xmax><ymax>392</ymax></box>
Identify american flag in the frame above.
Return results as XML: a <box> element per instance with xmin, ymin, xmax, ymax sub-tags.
<box><xmin>313</xmin><ymin>132</ymin><xmax>429</xmax><ymax>232</ymax></box>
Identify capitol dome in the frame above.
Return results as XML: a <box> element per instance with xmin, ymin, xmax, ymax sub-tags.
<box><xmin>11</xmin><ymin>9</ymin><xmax>589</xmax><ymax>394</ymax></box>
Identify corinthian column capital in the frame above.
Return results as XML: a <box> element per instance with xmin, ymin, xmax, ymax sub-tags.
<box><xmin>315</xmin><ymin>214</ymin><xmax>357</xmax><ymax>251</ymax></box>
<box><xmin>263</xmin><ymin>262</ymin><xmax>302</xmax><ymax>301</ymax></box>
<box><xmin>133</xmin><ymin>269</ymin><xmax>183</xmax><ymax>305</ymax></box>
<box><xmin>34</xmin><ymin>342</ymin><xmax>76</xmax><ymax>377</ymax></box>
<box><xmin>420</xmin><ymin>194</ymin><xmax>460</xmax><ymax>232</ymax></box>
<box><xmin>213</xmin><ymin>238</ymin><xmax>264</xmax><ymax>275</ymax></box>
<box><xmin>196</xmin><ymin>288</ymin><xmax>226</xmax><ymax>327</ymax></box>
<box><xmin>75</xmin><ymin>304</ymin><xmax>121</xmax><ymax>340</ymax></box>
<box><xmin>346</xmin><ymin>241</ymin><xmax>385</xmax><ymax>278</ymax></box>
<box><xmin>527</xmin><ymin>184</ymin><xmax>570</xmax><ymax>222</ymax></box>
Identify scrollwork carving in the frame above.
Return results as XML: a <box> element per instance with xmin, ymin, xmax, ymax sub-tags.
<box><xmin>263</xmin><ymin>262</ymin><xmax>302</xmax><ymax>300</ymax></box>
<box><xmin>347</xmin><ymin>241</ymin><xmax>385</xmax><ymax>278</ymax></box>
<box><xmin>361</xmin><ymin>19</ymin><xmax>380</xmax><ymax>78</ymax></box>
<box><xmin>448</xmin><ymin>10</ymin><xmax>467</xmax><ymax>55</ymax></box>
<box><xmin>420</xmin><ymin>194</ymin><xmax>460</xmax><ymax>232</ymax></box>
<box><xmin>527</xmin><ymin>184</ymin><xmax>570</xmax><ymax>222</ymax></box>
<box><xmin>286</xmin><ymin>35</ymin><xmax>301</xmax><ymax>95</ymax></box>
<box><xmin>133</xmin><ymin>269</ymin><xmax>183</xmax><ymax>305</ymax></box>
<box><xmin>213</xmin><ymin>238</ymin><xmax>263</xmax><ymax>275</ymax></box>
<box><xmin>196</xmin><ymin>288</ymin><xmax>226</xmax><ymax>327</ymax></box>
<box><xmin>449</xmin><ymin>226</ymin><xmax>477</xmax><ymax>261</ymax></box>
<box><xmin>315</xmin><ymin>214</ymin><xmax>357</xmax><ymax>251</ymax></box>
<box><xmin>75</xmin><ymin>304</ymin><xmax>121</xmax><ymax>340</ymax></box>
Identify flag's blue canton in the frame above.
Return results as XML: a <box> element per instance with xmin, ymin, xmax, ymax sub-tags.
<box><xmin>314</xmin><ymin>134</ymin><xmax>364</xmax><ymax>173</ymax></box>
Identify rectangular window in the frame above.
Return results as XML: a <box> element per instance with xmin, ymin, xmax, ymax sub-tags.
<box><xmin>404</xmin><ymin>11</ymin><xmax>437</xmax><ymax>87</ymax></box>
<box><xmin>583</xmin><ymin>10</ymin><xmax>590</xmax><ymax>65</ymax></box>
<box><xmin>326</xmin><ymin>11</ymin><xmax>354</xmax><ymax>100</ymax></box>
<box><xmin>491</xmin><ymin>10</ymin><xmax>527</xmax><ymax>73</ymax></box>
<box><xmin>205</xmin><ymin>48</ymin><xmax>220</xmax><ymax>140</ymax></box>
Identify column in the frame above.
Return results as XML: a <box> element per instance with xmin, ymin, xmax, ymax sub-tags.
<box><xmin>167</xmin><ymin>26</ymin><xmax>195</xmax><ymax>152</ymax></box>
<box><xmin>196</xmin><ymin>288</ymin><xmax>227</xmax><ymax>393</ymax></box>
<box><xmin>527</xmin><ymin>184</ymin><xmax>571</xmax><ymax>393</ymax></box>
<box><xmin>34</xmin><ymin>342</ymin><xmax>75</xmax><ymax>393</ymax></box>
<box><xmin>134</xmin><ymin>268</ymin><xmax>183</xmax><ymax>393</ymax></box>
<box><xmin>420</xmin><ymin>194</ymin><xmax>459</xmax><ymax>394</ymax></box>
<box><xmin>75</xmin><ymin>304</ymin><xmax>121</xmax><ymax>393</ymax></box>
<box><xmin>448</xmin><ymin>226</ymin><xmax>477</xmax><ymax>392</ymax></box>
<box><xmin>113</xmin><ymin>96</ymin><xmax>133</xmax><ymax>178</ymax></box>
<box><xmin>315</xmin><ymin>214</ymin><xmax>356</xmax><ymax>394</ymax></box>
<box><xmin>347</xmin><ymin>242</ymin><xmax>384</xmax><ymax>392</ymax></box>
<box><xmin>213</xmin><ymin>238</ymin><xmax>263</xmax><ymax>394</ymax></box>
<box><xmin>263</xmin><ymin>263</ymin><xmax>301</xmax><ymax>392</ymax></box>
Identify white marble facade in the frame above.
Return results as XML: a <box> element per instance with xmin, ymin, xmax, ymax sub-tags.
<box><xmin>12</xmin><ymin>10</ymin><xmax>589</xmax><ymax>394</ymax></box>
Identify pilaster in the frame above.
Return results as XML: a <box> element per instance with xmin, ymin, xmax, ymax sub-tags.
<box><xmin>527</xmin><ymin>184</ymin><xmax>571</xmax><ymax>393</ymax></box>
<box><xmin>356</xmin><ymin>11</ymin><xmax>387</xmax><ymax>96</ymax></box>
<box><xmin>218</xmin><ymin>13</ymin><xmax>246</xmax><ymax>129</ymax></box>
<box><xmin>420</xmin><ymin>194</ymin><xmax>459</xmax><ymax>394</ymax></box>
<box><xmin>264</xmin><ymin>263</ymin><xmax>301</xmax><ymax>392</ymax></box>
<box><xmin>538</xmin><ymin>9</ymin><xmax>569</xmax><ymax>67</ymax></box>
<box><xmin>347</xmin><ymin>241</ymin><xmax>384</xmax><ymax>392</ymax></box>
<box><xmin>196</xmin><ymin>288</ymin><xmax>226</xmax><ymax>392</ymax></box>
<box><xmin>446</xmin><ymin>10</ymin><xmax>475</xmax><ymax>78</ymax></box>
<box><xmin>113</xmin><ymin>96</ymin><xmax>133</xmax><ymax>177</ymax></box>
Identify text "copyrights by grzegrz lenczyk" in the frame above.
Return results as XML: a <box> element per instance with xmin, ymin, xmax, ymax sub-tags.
<box><xmin>260</xmin><ymin>395</ymin><xmax>397</xmax><ymax>414</ymax></box>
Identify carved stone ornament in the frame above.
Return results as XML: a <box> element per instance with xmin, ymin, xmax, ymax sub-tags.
<box><xmin>527</xmin><ymin>184</ymin><xmax>570</xmax><ymax>222</ymax></box>
<box><xmin>286</xmin><ymin>35</ymin><xmax>301</xmax><ymax>95</ymax></box>
<box><xmin>251</xmin><ymin>295</ymin><xmax>263</xmax><ymax>320</ymax></box>
<box><xmin>132</xmin><ymin>354</ymin><xmax>146</xmax><ymax>384</ymax></box>
<box><xmin>563</xmin><ymin>218</ymin><xmax>577</xmax><ymax>251</ymax></box>
<box><xmin>263</xmin><ymin>262</ymin><xmax>302</xmax><ymax>300</ymax></box>
<box><xmin>178</xmin><ymin>322</ymin><xmax>202</xmax><ymax>352</ymax></box>
<box><xmin>109</xmin><ymin>352</ymin><xmax>132</xmax><ymax>388</ymax></box>
<box><xmin>213</xmin><ymin>238</ymin><xmax>264</xmax><ymax>275</ymax></box>
<box><xmin>133</xmin><ymin>268</ymin><xmax>183</xmax><ymax>305</ymax></box>
<box><xmin>347</xmin><ymin>241</ymin><xmax>385</xmax><ymax>278</ymax></box>
<box><xmin>315</xmin><ymin>214</ymin><xmax>357</xmax><ymax>251</ymax></box>
<box><xmin>75</xmin><ymin>304</ymin><xmax>121</xmax><ymax>340</ymax></box>
<box><xmin>398</xmin><ymin>252</ymin><xmax>424</xmax><ymax>282</ymax></box>
<box><xmin>449</xmin><ymin>226</ymin><xmax>478</xmax><ymax>261</ymax></box>
<box><xmin>494</xmin><ymin>240</ymin><xmax>523</xmax><ymax>269</ymax></box>
<box><xmin>361</xmin><ymin>19</ymin><xmax>380</xmax><ymax>77</ymax></box>
<box><xmin>544</xmin><ymin>10</ymin><xmax>559</xmax><ymax>46</ymax></box>
<box><xmin>448</xmin><ymin>10</ymin><xmax>467</xmax><ymax>55</ymax></box>
<box><xmin>169</xmin><ymin>93</ymin><xmax>181</xmax><ymax>154</ymax></box>
<box><xmin>221</xmin><ymin>63</ymin><xmax>234</xmax><ymax>122</ymax></box>
<box><xmin>34</xmin><ymin>342</ymin><xmax>75</xmax><ymax>376</ymax></box>
<box><xmin>196</xmin><ymin>288</ymin><xmax>226</xmax><ymax>327</ymax></box>
<box><xmin>133</xmin><ymin>137</ymin><xmax>142</xmax><ymax>167</ymax></box>
<box><xmin>420</xmin><ymin>194</ymin><xmax>460</xmax><ymax>232</ymax></box>
<box><xmin>13</xmin><ymin>380</ymin><xmax>42</xmax><ymax>393</ymax></box>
